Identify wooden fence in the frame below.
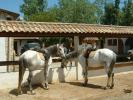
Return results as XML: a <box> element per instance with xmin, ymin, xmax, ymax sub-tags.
<box><xmin>0</xmin><ymin>60</ymin><xmax>133</xmax><ymax>71</ymax></box>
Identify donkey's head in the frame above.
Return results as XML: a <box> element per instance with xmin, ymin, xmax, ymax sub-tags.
<box><xmin>56</xmin><ymin>44</ymin><xmax>66</xmax><ymax>58</ymax></box>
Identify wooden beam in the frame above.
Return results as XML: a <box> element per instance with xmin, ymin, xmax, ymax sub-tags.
<box><xmin>0</xmin><ymin>31</ymin><xmax>133</xmax><ymax>38</ymax></box>
<box><xmin>74</xmin><ymin>36</ymin><xmax>79</xmax><ymax>80</ymax></box>
<box><xmin>0</xmin><ymin>61</ymin><xmax>19</xmax><ymax>66</ymax></box>
<box><xmin>0</xmin><ymin>60</ymin><xmax>132</xmax><ymax>70</ymax></box>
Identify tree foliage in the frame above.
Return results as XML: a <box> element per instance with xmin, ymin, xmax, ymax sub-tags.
<box><xmin>28</xmin><ymin>7</ymin><xmax>58</xmax><ymax>22</ymax></box>
<box><xmin>114</xmin><ymin>0</ymin><xmax>120</xmax><ymax>25</ymax></box>
<box><xmin>94</xmin><ymin>0</ymin><xmax>105</xmax><ymax>24</ymax></box>
<box><xmin>120</xmin><ymin>0</ymin><xmax>133</xmax><ymax>26</ymax></box>
<box><xmin>20</xmin><ymin>0</ymin><xmax>48</xmax><ymax>20</ymax></box>
<box><xmin>57</xmin><ymin>0</ymin><xmax>97</xmax><ymax>23</ymax></box>
<box><xmin>102</xmin><ymin>3</ymin><xmax>116</xmax><ymax>25</ymax></box>
<box><xmin>101</xmin><ymin>0</ymin><xmax>120</xmax><ymax>25</ymax></box>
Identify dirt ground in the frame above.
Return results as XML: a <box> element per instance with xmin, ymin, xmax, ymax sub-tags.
<box><xmin>0</xmin><ymin>72</ymin><xmax>133</xmax><ymax>100</ymax></box>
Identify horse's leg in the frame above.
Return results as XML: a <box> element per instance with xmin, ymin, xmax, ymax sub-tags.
<box><xmin>42</xmin><ymin>60</ymin><xmax>49</xmax><ymax>89</ymax></box>
<box><xmin>106</xmin><ymin>62</ymin><xmax>115</xmax><ymax>89</ymax></box>
<box><xmin>103</xmin><ymin>63</ymin><xmax>111</xmax><ymax>89</ymax></box>
<box><xmin>84</xmin><ymin>58</ymin><xmax>88</xmax><ymax>86</ymax></box>
<box><xmin>84</xmin><ymin>67</ymin><xmax>88</xmax><ymax>86</ymax></box>
<box><xmin>70</xmin><ymin>61</ymin><xmax>72</xmax><ymax>66</ymax></box>
<box><xmin>18</xmin><ymin>64</ymin><xmax>26</xmax><ymax>95</ymax></box>
<box><xmin>83</xmin><ymin>65</ymin><xmax>88</xmax><ymax>86</ymax></box>
<box><xmin>107</xmin><ymin>72</ymin><xmax>114</xmax><ymax>89</ymax></box>
<box><xmin>109</xmin><ymin>60</ymin><xmax>115</xmax><ymax>89</ymax></box>
<box><xmin>107</xmin><ymin>71</ymin><xmax>111</xmax><ymax>88</ymax></box>
<box><xmin>80</xmin><ymin>56</ymin><xmax>88</xmax><ymax>86</ymax></box>
<box><xmin>27</xmin><ymin>70</ymin><xmax>35</xmax><ymax>95</ymax></box>
<box><xmin>110</xmin><ymin>73</ymin><xmax>114</xmax><ymax>89</ymax></box>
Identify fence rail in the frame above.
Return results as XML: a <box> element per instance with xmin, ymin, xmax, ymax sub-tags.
<box><xmin>0</xmin><ymin>58</ymin><xmax>62</xmax><ymax>66</ymax></box>
<box><xmin>0</xmin><ymin>60</ymin><xmax>133</xmax><ymax>70</ymax></box>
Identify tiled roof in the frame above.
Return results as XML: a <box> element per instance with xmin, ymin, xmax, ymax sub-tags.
<box><xmin>83</xmin><ymin>37</ymin><xmax>99</xmax><ymax>41</ymax></box>
<box><xmin>0</xmin><ymin>8</ymin><xmax>19</xmax><ymax>18</ymax></box>
<box><xmin>0</xmin><ymin>20</ymin><xmax>133</xmax><ymax>37</ymax></box>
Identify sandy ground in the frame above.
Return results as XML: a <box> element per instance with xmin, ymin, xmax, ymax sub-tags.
<box><xmin>0</xmin><ymin>72</ymin><xmax>133</xmax><ymax>100</ymax></box>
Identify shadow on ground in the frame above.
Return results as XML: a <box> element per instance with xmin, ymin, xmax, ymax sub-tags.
<box><xmin>9</xmin><ymin>84</ymin><xmax>42</xmax><ymax>96</ymax></box>
<box><xmin>67</xmin><ymin>81</ymin><xmax>106</xmax><ymax>90</ymax></box>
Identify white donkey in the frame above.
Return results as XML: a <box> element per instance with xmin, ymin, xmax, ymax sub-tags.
<box><xmin>61</xmin><ymin>44</ymin><xmax>116</xmax><ymax>89</ymax></box>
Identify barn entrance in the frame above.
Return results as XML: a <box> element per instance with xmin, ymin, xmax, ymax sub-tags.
<box><xmin>118</xmin><ymin>39</ymin><xmax>124</xmax><ymax>54</ymax></box>
<box><xmin>125</xmin><ymin>38</ymin><xmax>133</xmax><ymax>49</ymax></box>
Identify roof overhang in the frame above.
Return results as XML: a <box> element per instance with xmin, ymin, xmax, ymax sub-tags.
<box><xmin>0</xmin><ymin>21</ymin><xmax>133</xmax><ymax>37</ymax></box>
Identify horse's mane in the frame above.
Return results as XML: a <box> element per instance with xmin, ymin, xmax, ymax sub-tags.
<box><xmin>46</xmin><ymin>44</ymin><xmax>57</xmax><ymax>51</ymax></box>
<box><xmin>65</xmin><ymin>51</ymin><xmax>79</xmax><ymax>59</ymax></box>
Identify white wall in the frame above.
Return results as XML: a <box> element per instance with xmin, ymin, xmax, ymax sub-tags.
<box><xmin>0</xmin><ymin>37</ymin><xmax>7</xmax><ymax>72</ymax></box>
<box><xmin>104</xmin><ymin>38</ymin><xmax>118</xmax><ymax>53</ymax></box>
<box><xmin>0</xmin><ymin>37</ymin><xmax>6</xmax><ymax>61</ymax></box>
<box><xmin>104</xmin><ymin>38</ymin><xmax>128</xmax><ymax>54</ymax></box>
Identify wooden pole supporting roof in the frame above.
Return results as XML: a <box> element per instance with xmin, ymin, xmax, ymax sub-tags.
<box><xmin>0</xmin><ymin>20</ymin><xmax>133</xmax><ymax>37</ymax></box>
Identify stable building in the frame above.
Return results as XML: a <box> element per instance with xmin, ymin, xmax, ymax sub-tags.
<box><xmin>0</xmin><ymin>9</ymin><xmax>40</xmax><ymax>72</ymax></box>
<box><xmin>1</xmin><ymin>20</ymin><xmax>133</xmax><ymax>53</ymax></box>
<box><xmin>0</xmin><ymin>20</ymin><xmax>133</xmax><ymax>81</ymax></box>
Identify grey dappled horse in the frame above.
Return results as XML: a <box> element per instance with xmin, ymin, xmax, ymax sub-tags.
<box><xmin>61</xmin><ymin>44</ymin><xmax>116</xmax><ymax>89</ymax></box>
<box><xmin>18</xmin><ymin>44</ymin><xmax>65</xmax><ymax>95</ymax></box>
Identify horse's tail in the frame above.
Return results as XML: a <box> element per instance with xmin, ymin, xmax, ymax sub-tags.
<box><xmin>18</xmin><ymin>58</ymin><xmax>23</xmax><ymax>82</ymax></box>
<box><xmin>18</xmin><ymin>58</ymin><xmax>26</xmax><ymax>94</ymax></box>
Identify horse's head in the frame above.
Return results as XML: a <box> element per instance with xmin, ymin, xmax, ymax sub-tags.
<box><xmin>78</xmin><ymin>43</ymin><xmax>93</xmax><ymax>53</ymax></box>
<box><xmin>57</xmin><ymin>44</ymin><xmax>66</xmax><ymax>58</ymax></box>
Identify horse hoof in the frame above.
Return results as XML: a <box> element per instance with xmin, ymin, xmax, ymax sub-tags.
<box><xmin>110</xmin><ymin>84</ymin><xmax>114</xmax><ymax>89</ymax></box>
<box><xmin>43</xmin><ymin>87</ymin><xmax>49</xmax><ymax>90</ymax></box>
<box><xmin>42</xmin><ymin>83</ymin><xmax>49</xmax><ymax>90</ymax></box>
<box><xmin>103</xmin><ymin>86</ymin><xmax>108</xmax><ymax>90</ymax></box>
<box><xmin>27</xmin><ymin>91</ymin><xmax>36</xmax><ymax>95</ymax></box>
<box><xmin>82</xmin><ymin>83</ymin><xmax>87</xmax><ymax>87</ymax></box>
<box><xmin>109</xmin><ymin>86</ymin><xmax>114</xmax><ymax>89</ymax></box>
<box><xmin>17</xmin><ymin>90</ymin><xmax>23</xmax><ymax>95</ymax></box>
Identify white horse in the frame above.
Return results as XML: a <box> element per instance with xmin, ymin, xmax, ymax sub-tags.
<box><xmin>61</xmin><ymin>44</ymin><xmax>116</xmax><ymax>89</ymax></box>
<box><xmin>18</xmin><ymin>44</ymin><xmax>65</xmax><ymax>95</ymax></box>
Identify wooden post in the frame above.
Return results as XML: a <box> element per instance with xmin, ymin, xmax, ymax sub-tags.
<box><xmin>6</xmin><ymin>37</ymin><xmax>10</xmax><ymax>72</ymax></box>
<box><xmin>74</xmin><ymin>36</ymin><xmax>79</xmax><ymax>80</ymax></box>
<box><xmin>7</xmin><ymin>37</ymin><xmax>14</xmax><ymax>72</ymax></box>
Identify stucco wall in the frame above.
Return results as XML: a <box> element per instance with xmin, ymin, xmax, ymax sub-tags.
<box><xmin>0</xmin><ymin>37</ymin><xmax>7</xmax><ymax>72</ymax></box>
<box><xmin>0</xmin><ymin>37</ymin><xmax>6</xmax><ymax>61</ymax></box>
<box><xmin>104</xmin><ymin>38</ymin><xmax>118</xmax><ymax>53</ymax></box>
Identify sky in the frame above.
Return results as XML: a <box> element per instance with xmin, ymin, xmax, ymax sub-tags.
<box><xmin>0</xmin><ymin>0</ymin><xmax>58</xmax><ymax>17</ymax></box>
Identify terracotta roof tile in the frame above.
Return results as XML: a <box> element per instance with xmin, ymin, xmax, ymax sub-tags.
<box><xmin>83</xmin><ymin>37</ymin><xmax>99</xmax><ymax>41</ymax></box>
<box><xmin>0</xmin><ymin>21</ymin><xmax>133</xmax><ymax>37</ymax></box>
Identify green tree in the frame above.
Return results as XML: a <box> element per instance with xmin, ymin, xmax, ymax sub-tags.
<box><xmin>28</xmin><ymin>7</ymin><xmax>59</xmax><ymax>22</ymax></box>
<box><xmin>57</xmin><ymin>0</ymin><xmax>97</xmax><ymax>23</ymax></box>
<box><xmin>101</xmin><ymin>0</ymin><xmax>121</xmax><ymax>25</ymax></box>
<box><xmin>121</xmin><ymin>0</ymin><xmax>133</xmax><ymax>26</ymax></box>
<box><xmin>114</xmin><ymin>0</ymin><xmax>120</xmax><ymax>25</ymax></box>
<box><xmin>20</xmin><ymin>0</ymin><xmax>48</xmax><ymax>20</ymax></box>
<box><xmin>102</xmin><ymin>3</ymin><xmax>116</xmax><ymax>25</ymax></box>
<box><xmin>94</xmin><ymin>0</ymin><xmax>105</xmax><ymax>24</ymax></box>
